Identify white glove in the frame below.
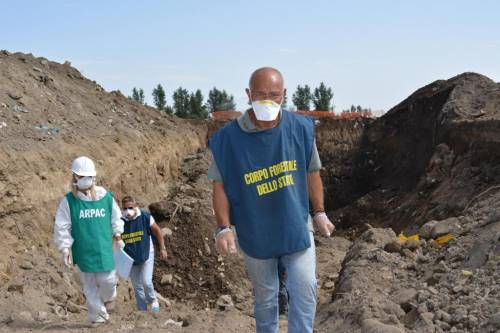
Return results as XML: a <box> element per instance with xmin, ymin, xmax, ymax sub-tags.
<box><xmin>215</xmin><ymin>229</ymin><xmax>237</xmax><ymax>256</ymax></box>
<box><xmin>313</xmin><ymin>212</ymin><xmax>335</xmax><ymax>237</ymax></box>
<box><xmin>117</xmin><ymin>240</ymin><xmax>125</xmax><ymax>250</ymax></box>
<box><xmin>61</xmin><ymin>248</ymin><xmax>72</xmax><ymax>267</ymax></box>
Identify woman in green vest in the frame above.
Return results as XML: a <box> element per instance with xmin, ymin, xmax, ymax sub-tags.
<box><xmin>54</xmin><ymin>156</ymin><xmax>124</xmax><ymax>324</ymax></box>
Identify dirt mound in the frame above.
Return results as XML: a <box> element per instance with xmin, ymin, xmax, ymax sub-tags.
<box><xmin>315</xmin><ymin>73</ymin><xmax>500</xmax><ymax>332</ymax></box>
<box><xmin>362</xmin><ymin>72</ymin><xmax>500</xmax><ymax>193</ymax></box>
<box><xmin>0</xmin><ymin>51</ymin><xmax>207</xmax><ymax>325</ymax></box>
<box><xmin>148</xmin><ymin>151</ymin><xmax>251</xmax><ymax>309</ymax></box>
<box><xmin>320</xmin><ymin>72</ymin><xmax>500</xmax><ymax>233</ymax></box>
<box><xmin>316</xmin><ymin>118</ymin><xmax>373</xmax><ymax>211</ymax></box>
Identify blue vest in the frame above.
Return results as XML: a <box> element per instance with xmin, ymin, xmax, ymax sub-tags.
<box><xmin>121</xmin><ymin>210</ymin><xmax>151</xmax><ymax>265</ymax></box>
<box><xmin>209</xmin><ymin>111</ymin><xmax>315</xmax><ymax>259</ymax></box>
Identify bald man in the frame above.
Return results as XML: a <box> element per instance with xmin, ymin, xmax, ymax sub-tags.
<box><xmin>208</xmin><ymin>67</ymin><xmax>334</xmax><ymax>333</ymax></box>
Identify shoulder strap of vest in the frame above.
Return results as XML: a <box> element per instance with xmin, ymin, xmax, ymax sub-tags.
<box><xmin>65</xmin><ymin>192</ymin><xmax>76</xmax><ymax>203</ymax></box>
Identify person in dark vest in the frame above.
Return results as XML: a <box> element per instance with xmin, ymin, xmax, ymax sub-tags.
<box><xmin>208</xmin><ymin>67</ymin><xmax>335</xmax><ymax>333</ymax></box>
<box><xmin>121</xmin><ymin>196</ymin><xmax>167</xmax><ymax>313</ymax></box>
<box><xmin>54</xmin><ymin>156</ymin><xmax>124</xmax><ymax>324</ymax></box>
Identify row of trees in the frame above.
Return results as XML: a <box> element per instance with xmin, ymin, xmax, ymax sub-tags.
<box><xmin>130</xmin><ymin>82</ymin><xmax>340</xmax><ymax>117</ymax></box>
<box><xmin>130</xmin><ymin>85</ymin><xmax>236</xmax><ymax>119</ymax></box>
<box><xmin>291</xmin><ymin>82</ymin><xmax>334</xmax><ymax>111</ymax></box>
<box><xmin>342</xmin><ymin>105</ymin><xmax>373</xmax><ymax>114</ymax></box>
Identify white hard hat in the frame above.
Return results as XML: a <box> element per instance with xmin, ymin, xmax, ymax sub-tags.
<box><xmin>71</xmin><ymin>156</ymin><xmax>96</xmax><ymax>176</ymax></box>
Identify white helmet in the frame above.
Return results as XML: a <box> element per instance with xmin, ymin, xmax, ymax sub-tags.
<box><xmin>71</xmin><ymin>156</ymin><xmax>96</xmax><ymax>176</ymax></box>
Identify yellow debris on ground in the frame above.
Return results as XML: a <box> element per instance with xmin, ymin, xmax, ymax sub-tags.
<box><xmin>398</xmin><ymin>233</ymin><xmax>420</xmax><ymax>241</ymax></box>
<box><xmin>431</xmin><ymin>234</ymin><xmax>455</xmax><ymax>245</ymax></box>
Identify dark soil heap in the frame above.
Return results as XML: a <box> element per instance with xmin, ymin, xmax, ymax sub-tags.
<box><xmin>319</xmin><ymin>72</ymin><xmax>500</xmax><ymax>234</ymax></box>
<box><xmin>315</xmin><ymin>73</ymin><xmax>500</xmax><ymax>333</ymax></box>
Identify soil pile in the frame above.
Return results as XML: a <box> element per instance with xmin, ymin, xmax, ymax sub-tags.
<box><xmin>0</xmin><ymin>51</ymin><xmax>206</xmax><ymax>326</ymax></box>
<box><xmin>316</xmin><ymin>73</ymin><xmax>500</xmax><ymax>332</ymax></box>
<box><xmin>321</xmin><ymin>72</ymin><xmax>500</xmax><ymax>234</ymax></box>
<box><xmin>148</xmin><ymin>151</ymin><xmax>251</xmax><ymax>309</ymax></box>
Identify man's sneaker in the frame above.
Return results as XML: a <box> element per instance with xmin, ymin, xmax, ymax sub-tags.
<box><xmin>151</xmin><ymin>300</ymin><xmax>160</xmax><ymax>314</ymax></box>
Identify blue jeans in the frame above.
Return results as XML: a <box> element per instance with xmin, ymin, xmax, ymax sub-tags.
<box><xmin>243</xmin><ymin>231</ymin><xmax>317</xmax><ymax>333</ymax></box>
<box><xmin>129</xmin><ymin>251</ymin><xmax>157</xmax><ymax>311</ymax></box>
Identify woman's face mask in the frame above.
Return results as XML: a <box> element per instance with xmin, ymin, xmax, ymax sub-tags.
<box><xmin>75</xmin><ymin>176</ymin><xmax>93</xmax><ymax>190</ymax></box>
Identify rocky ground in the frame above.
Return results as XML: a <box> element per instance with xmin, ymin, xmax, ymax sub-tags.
<box><xmin>0</xmin><ymin>52</ymin><xmax>499</xmax><ymax>332</ymax></box>
<box><xmin>315</xmin><ymin>73</ymin><xmax>500</xmax><ymax>333</ymax></box>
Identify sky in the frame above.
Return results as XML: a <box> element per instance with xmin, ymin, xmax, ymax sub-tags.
<box><xmin>3</xmin><ymin>0</ymin><xmax>500</xmax><ymax>114</ymax></box>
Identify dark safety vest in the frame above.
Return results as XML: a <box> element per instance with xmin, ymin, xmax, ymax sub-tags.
<box><xmin>209</xmin><ymin>110</ymin><xmax>315</xmax><ymax>259</ymax></box>
<box><xmin>66</xmin><ymin>191</ymin><xmax>115</xmax><ymax>272</ymax></box>
<box><xmin>121</xmin><ymin>210</ymin><xmax>151</xmax><ymax>265</ymax></box>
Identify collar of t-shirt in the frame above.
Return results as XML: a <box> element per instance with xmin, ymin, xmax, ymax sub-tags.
<box><xmin>237</xmin><ymin>109</ymin><xmax>283</xmax><ymax>133</ymax></box>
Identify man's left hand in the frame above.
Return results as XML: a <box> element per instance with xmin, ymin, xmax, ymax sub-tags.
<box><xmin>159</xmin><ymin>248</ymin><xmax>168</xmax><ymax>260</ymax></box>
<box><xmin>313</xmin><ymin>212</ymin><xmax>335</xmax><ymax>237</ymax></box>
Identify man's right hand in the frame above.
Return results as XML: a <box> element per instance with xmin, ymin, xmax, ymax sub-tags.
<box><xmin>313</xmin><ymin>212</ymin><xmax>335</xmax><ymax>237</ymax></box>
<box><xmin>61</xmin><ymin>248</ymin><xmax>72</xmax><ymax>267</ymax></box>
<box><xmin>215</xmin><ymin>230</ymin><xmax>237</xmax><ymax>256</ymax></box>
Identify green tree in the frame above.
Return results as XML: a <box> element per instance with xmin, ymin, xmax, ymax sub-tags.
<box><xmin>152</xmin><ymin>84</ymin><xmax>167</xmax><ymax>111</ymax></box>
<box><xmin>207</xmin><ymin>87</ymin><xmax>236</xmax><ymax>112</ymax></box>
<box><xmin>131</xmin><ymin>87</ymin><xmax>145</xmax><ymax>105</ymax></box>
<box><xmin>172</xmin><ymin>87</ymin><xmax>190</xmax><ymax>118</ymax></box>
<box><xmin>342</xmin><ymin>105</ymin><xmax>373</xmax><ymax>115</ymax></box>
<box><xmin>313</xmin><ymin>82</ymin><xmax>334</xmax><ymax>111</ymax></box>
<box><xmin>189</xmin><ymin>89</ymin><xmax>208</xmax><ymax>119</ymax></box>
<box><xmin>139</xmin><ymin>89</ymin><xmax>145</xmax><ymax>105</ymax></box>
<box><xmin>164</xmin><ymin>105</ymin><xmax>174</xmax><ymax>115</ymax></box>
<box><xmin>292</xmin><ymin>85</ymin><xmax>312</xmax><ymax>111</ymax></box>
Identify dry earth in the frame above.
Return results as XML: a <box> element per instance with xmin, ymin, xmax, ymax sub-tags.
<box><xmin>1</xmin><ymin>52</ymin><xmax>499</xmax><ymax>333</ymax></box>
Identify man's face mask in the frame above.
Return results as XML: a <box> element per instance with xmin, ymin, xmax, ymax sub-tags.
<box><xmin>250</xmin><ymin>91</ymin><xmax>282</xmax><ymax>121</ymax></box>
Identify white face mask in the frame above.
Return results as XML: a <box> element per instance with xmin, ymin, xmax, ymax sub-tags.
<box><xmin>75</xmin><ymin>176</ymin><xmax>93</xmax><ymax>190</ymax></box>
<box><xmin>251</xmin><ymin>99</ymin><xmax>281</xmax><ymax>121</ymax></box>
<box><xmin>125</xmin><ymin>208</ymin><xmax>136</xmax><ymax>217</ymax></box>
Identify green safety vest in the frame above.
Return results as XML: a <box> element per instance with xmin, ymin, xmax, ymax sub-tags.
<box><xmin>66</xmin><ymin>191</ymin><xmax>115</xmax><ymax>272</ymax></box>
